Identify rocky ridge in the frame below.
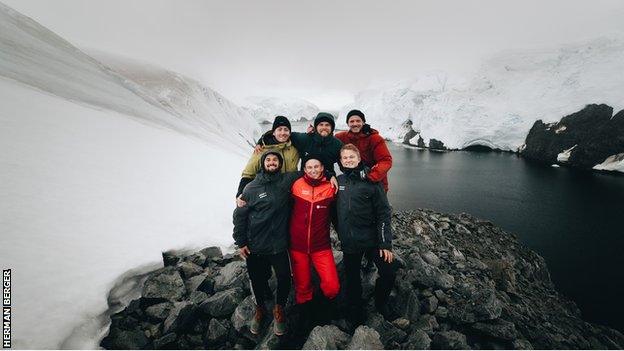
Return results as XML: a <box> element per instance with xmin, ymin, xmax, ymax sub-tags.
<box><xmin>101</xmin><ymin>210</ymin><xmax>624</xmax><ymax>349</ymax></box>
<box><xmin>521</xmin><ymin>104</ymin><xmax>624</xmax><ymax>171</ymax></box>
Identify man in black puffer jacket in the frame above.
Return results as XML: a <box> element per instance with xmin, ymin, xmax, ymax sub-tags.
<box><xmin>334</xmin><ymin>143</ymin><xmax>397</xmax><ymax>325</ymax></box>
<box><xmin>233</xmin><ymin>150</ymin><xmax>301</xmax><ymax>336</ymax></box>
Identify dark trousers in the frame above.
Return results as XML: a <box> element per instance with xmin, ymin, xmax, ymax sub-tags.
<box><xmin>343</xmin><ymin>248</ymin><xmax>397</xmax><ymax>308</ymax></box>
<box><xmin>246</xmin><ymin>251</ymin><xmax>292</xmax><ymax>307</ymax></box>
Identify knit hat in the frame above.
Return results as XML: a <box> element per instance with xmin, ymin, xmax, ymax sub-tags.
<box><xmin>313</xmin><ymin>112</ymin><xmax>336</xmax><ymax>133</ymax></box>
<box><xmin>260</xmin><ymin>150</ymin><xmax>283</xmax><ymax>173</ymax></box>
<box><xmin>272</xmin><ymin>115</ymin><xmax>291</xmax><ymax>132</ymax></box>
<box><xmin>346</xmin><ymin>109</ymin><xmax>366</xmax><ymax>123</ymax></box>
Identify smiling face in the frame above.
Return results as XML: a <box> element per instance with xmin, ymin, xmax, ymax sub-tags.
<box><xmin>273</xmin><ymin>126</ymin><xmax>291</xmax><ymax>143</ymax></box>
<box><xmin>347</xmin><ymin>116</ymin><xmax>364</xmax><ymax>133</ymax></box>
<box><xmin>263</xmin><ymin>154</ymin><xmax>281</xmax><ymax>173</ymax></box>
<box><xmin>340</xmin><ymin>149</ymin><xmax>361</xmax><ymax>169</ymax></box>
<box><xmin>304</xmin><ymin>159</ymin><xmax>324</xmax><ymax>179</ymax></box>
<box><xmin>316</xmin><ymin>121</ymin><xmax>333</xmax><ymax>137</ymax></box>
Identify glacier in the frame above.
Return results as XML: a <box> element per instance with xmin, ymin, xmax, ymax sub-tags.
<box><xmin>339</xmin><ymin>37</ymin><xmax>624</xmax><ymax>151</ymax></box>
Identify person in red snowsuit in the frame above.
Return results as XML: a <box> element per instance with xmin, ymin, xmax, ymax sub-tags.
<box><xmin>289</xmin><ymin>158</ymin><xmax>340</xmax><ymax>327</ymax></box>
<box><xmin>335</xmin><ymin>109</ymin><xmax>393</xmax><ymax>192</ymax></box>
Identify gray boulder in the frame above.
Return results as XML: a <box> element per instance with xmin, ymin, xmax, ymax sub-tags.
<box><xmin>347</xmin><ymin>325</ymin><xmax>384</xmax><ymax>350</ymax></box>
<box><xmin>471</xmin><ymin>319</ymin><xmax>517</xmax><ymax>340</ymax></box>
<box><xmin>231</xmin><ymin>295</ymin><xmax>256</xmax><ymax>332</ymax></box>
<box><xmin>201</xmin><ymin>246</ymin><xmax>224</xmax><ymax>261</ymax></box>
<box><xmin>405</xmin><ymin>330</ymin><xmax>431</xmax><ymax>350</ymax></box>
<box><xmin>432</xmin><ymin>330</ymin><xmax>470</xmax><ymax>350</ymax></box>
<box><xmin>366</xmin><ymin>312</ymin><xmax>408</xmax><ymax>346</ymax></box>
<box><xmin>205</xmin><ymin>318</ymin><xmax>228</xmax><ymax>344</ymax></box>
<box><xmin>303</xmin><ymin>325</ymin><xmax>350</xmax><ymax>350</ymax></box>
<box><xmin>214</xmin><ymin>261</ymin><xmax>248</xmax><ymax>291</ymax></box>
<box><xmin>408</xmin><ymin>257</ymin><xmax>455</xmax><ymax>290</ymax></box>
<box><xmin>145</xmin><ymin>302</ymin><xmax>173</xmax><ymax>321</ymax></box>
<box><xmin>200</xmin><ymin>287</ymin><xmax>244</xmax><ymax>317</ymax></box>
<box><xmin>142</xmin><ymin>267</ymin><xmax>186</xmax><ymax>302</ymax></box>
<box><xmin>153</xmin><ymin>332</ymin><xmax>177</xmax><ymax>349</ymax></box>
<box><xmin>177</xmin><ymin>261</ymin><xmax>203</xmax><ymax>279</ymax></box>
<box><xmin>163</xmin><ymin>301</ymin><xmax>198</xmax><ymax>334</ymax></box>
<box><xmin>448</xmin><ymin>290</ymin><xmax>502</xmax><ymax>323</ymax></box>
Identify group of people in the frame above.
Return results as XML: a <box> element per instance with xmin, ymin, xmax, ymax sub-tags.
<box><xmin>232</xmin><ymin>110</ymin><xmax>396</xmax><ymax>336</ymax></box>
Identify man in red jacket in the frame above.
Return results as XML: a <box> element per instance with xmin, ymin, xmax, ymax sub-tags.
<box><xmin>335</xmin><ymin>109</ymin><xmax>393</xmax><ymax>192</ymax></box>
<box><xmin>289</xmin><ymin>158</ymin><xmax>340</xmax><ymax>329</ymax></box>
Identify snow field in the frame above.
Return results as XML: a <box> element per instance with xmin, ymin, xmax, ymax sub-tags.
<box><xmin>0</xmin><ymin>77</ymin><xmax>245</xmax><ymax>349</ymax></box>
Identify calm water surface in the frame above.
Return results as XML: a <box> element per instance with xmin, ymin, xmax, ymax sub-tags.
<box><xmin>386</xmin><ymin>143</ymin><xmax>624</xmax><ymax>332</ymax></box>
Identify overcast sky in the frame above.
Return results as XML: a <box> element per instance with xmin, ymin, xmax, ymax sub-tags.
<box><xmin>4</xmin><ymin>0</ymin><xmax>624</xmax><ymax>109</ymax></box>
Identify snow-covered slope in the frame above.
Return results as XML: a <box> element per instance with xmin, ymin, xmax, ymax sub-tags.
<box><xmin>0</xmin><ymin>2</ymin><xmax>259</xmax><ymax>152</ymax></box>
<box><xmin>341</xmin><ymin>37</ymin><xmax>624</xmax><ymax>151</ymax></box>
<box><xmin>243</xmin><ymin>96</ymin><xmax>320</xmax><ymax>123</ymax></box>
<box><xmin>0</xmin><ymin>2</ymin><xmax>258</xmax><ymax>348</ymax></box>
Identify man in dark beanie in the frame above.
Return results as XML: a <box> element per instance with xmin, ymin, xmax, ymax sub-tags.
<box><xmin>290</xmin><ymin>112</ymin><xmax>342</xmax><ymax>177</ymax></box>
<box><xmin>255</xmin><ymin>112</ymin><xmax>342</xmax><ymax>178</ymax></box>
<box><xmin>236</xmin><ymin>115</ymin><xmax>299</xmax><ymax>197</ymax></box>
<box><xmin>335</xmin><ymin>109</ymin><xmax>393</xmax><ymax>192</ymax></box>
<box><xmin>272</xmin><ymin>115</ymin><xmax>291</xmax><ymax>132</ymax></box>
<box><xmin>344</xmin><ymin>109</ymin><xmax>365</xmax><ymax>124</ymax></box>
<box><xmin>233</xmin><ymin>150</ymin><xmax>302</xmax><ymax>336</ymax></box>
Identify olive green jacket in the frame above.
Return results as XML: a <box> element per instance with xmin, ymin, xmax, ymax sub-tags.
<box><xmin>241</xmin><ymin>139</ymin><xmax>300</xmax><ymax>178</ymax></box>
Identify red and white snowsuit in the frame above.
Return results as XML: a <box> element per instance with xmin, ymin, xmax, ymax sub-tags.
<box><xmin>289</xmin><ymin>174</ymin><xmax>340</xmax><ymax>304</ymax></box>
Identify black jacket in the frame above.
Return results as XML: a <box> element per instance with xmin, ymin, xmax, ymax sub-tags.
<box><xmin>233</xmin><ymin>170</ymin><xmax>302</xmax><ymax>255</ymax></box>
<box><xmin>335</xmin><ymin>165</ymin><xmax>392</xmax><ymax>253</ymax></box>
<box><xmin>290</xmin><ymin>131</ymin><xmax>343</xmax><ymax>177</ymax></box>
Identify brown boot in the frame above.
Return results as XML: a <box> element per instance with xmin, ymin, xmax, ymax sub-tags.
<box><xmin>273</xmin><ymin>304</ymin><xmax>286</xmax><ymax>336</ymax></box>
<box><xmin>250</xmin><ymin>305</ymin><xmax>265</xmax><ymax>335</ymax></box>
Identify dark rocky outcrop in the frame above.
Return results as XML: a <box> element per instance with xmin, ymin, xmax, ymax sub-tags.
<box><xmin>521</xmin><ymin>104</ymin><xmax>624</xmax><ymax>170</ymax></box>
<box><xmin>429</xmin><ymin>138</ymin><xmax>447</xmax><ymax>150</ymax></box>
<box><xmin>101</xmin><ymin>210</ymin><xmax>624</xmax><ymax>349</ymax></box>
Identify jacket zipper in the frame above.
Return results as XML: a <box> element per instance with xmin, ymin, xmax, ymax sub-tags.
<box><xmin>307</xmin><ymin>186</ymin><xmax>314</xmax><ymax>254</ymax></box>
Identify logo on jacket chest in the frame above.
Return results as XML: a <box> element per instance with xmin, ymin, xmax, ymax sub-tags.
<box><xmin>301</xmin><ymin>189</ymin><xmax>311</xmax><ymax>196</ymax></box>
<box><xmin>339</xmin><ymin>186</ymin><xmax>345</xmax><ymax>191</ymax></box>
<box><xmin>259</xmin><ymin>192</ymin><xmax>267</xmax><ymax>199</ymax></box>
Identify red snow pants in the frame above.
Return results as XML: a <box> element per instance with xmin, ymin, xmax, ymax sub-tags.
<box><xmin>289</xmin><ymin>249</ymin><xmax>340</xmax><ymax>304</ymax></box>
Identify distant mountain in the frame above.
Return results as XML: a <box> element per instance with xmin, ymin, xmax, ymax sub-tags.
<box><xmin>0</xmin><ymin>1</ymin><xmax>260</xmax><ymax>152</ymax></box>
<box><xmin>340</xmin><ymin>37</ymin><xmax>624</xmax><ymax>151</ymax></box>
<box><xmin>243</xmin><ymin>96</ymin><xmax>319</xmax><ymax>123</ymax></box>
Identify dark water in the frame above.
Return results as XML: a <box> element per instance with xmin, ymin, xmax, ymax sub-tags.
<box><xmin>386</xmin><ymin>143</ymin><xmax>624</xmax><ymax>332</ymax></box>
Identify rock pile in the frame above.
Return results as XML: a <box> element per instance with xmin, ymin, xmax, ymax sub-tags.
<box><xmin>101</xmin><ymin>209</ymin><xmax>624</xmax><ymax>349</ymax></box>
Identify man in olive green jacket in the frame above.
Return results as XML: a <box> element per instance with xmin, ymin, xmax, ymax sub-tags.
<box><xmin>236</xmin><ymin>116</ymin><xmax>300</xmax><ymax>197</ymax></box>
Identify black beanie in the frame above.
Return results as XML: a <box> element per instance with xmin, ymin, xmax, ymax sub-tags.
<box><xmin>346</xmin><ymin>109</ymin><xmax>366</xmax><ymax>123</ymax></box>
<box><xmin>313</xmin><ymin>112</ymin><xmax>336</xmax><ymax>133</ymax></box>
<box><xmin>272</xmin><ymin>116</ymin><xmax>291</xmax><ymax>132</ymax></box>
<box><xmin>260</xmin><ymin>150</ymin><xmax>283</xmax><ymax>173</ymax></box>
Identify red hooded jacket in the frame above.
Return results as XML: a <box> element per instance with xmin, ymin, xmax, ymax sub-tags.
<box><xmin>289</xmin><ymin>174</ymin><xmax>335</xmax><ymax>253</ymax></box>
<box><xmin>335</xmin><ymin>128</ymin><xmax>392</xmax><ymax>192</ymax></box>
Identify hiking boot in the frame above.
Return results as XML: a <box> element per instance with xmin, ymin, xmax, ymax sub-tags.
<box><xmin>250</xmin><ymin>305</ymin><xmax>265</xmax><ymax>335</ymax></box>
<box><xmin>273</xmin><ymin>304</ymin><xmax>287</xmax><ymax>336</ymax></box>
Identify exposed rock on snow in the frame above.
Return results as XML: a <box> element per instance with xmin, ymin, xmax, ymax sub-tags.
<box><xmin>101</xmin><ymin>210</ymin><xmax>624</xmax><ymax>349</ymax></box>
<box><xmin>521</xmin><ymin>104</ymin><xmax>624</xmax><ymax>171</ymax></box>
